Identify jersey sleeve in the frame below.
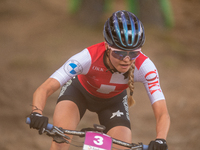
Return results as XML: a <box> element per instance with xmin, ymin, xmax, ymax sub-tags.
<box><xmin>50</xmin><ymin>48</ymin><xmax>91</xmax><ymax>86</ymax></box>
<box><xmin>134</xmin><ymin>58</ymin><xmax>165</xmax><ymax>104</ymax></box>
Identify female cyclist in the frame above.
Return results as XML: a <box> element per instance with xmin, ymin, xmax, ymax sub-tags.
<box><xmin>29</xmin><ymin>10</ymin><xmax>170</xmax><ymax>150</ymax></box>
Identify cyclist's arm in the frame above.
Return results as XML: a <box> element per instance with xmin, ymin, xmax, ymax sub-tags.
<box><xmin>135</xmin><ymin>57</ymin><xmax>165</xmax><ymax>104</ymax></box>
<box><xmin>50</xmin><ymin>48</ymin><xmax>91</xmax><ymax>86</ymax></box>
<box><xmin>135</xmin><ymin>57</ymin><xmax>170</xmax><ymax>139</ymax></box>
<box><xmin>31</xmin><ymin>48</ymin><xmax>91</xmax><ymax>113</ymax></box>
<box><xmin>32</xmin><ymin>78</ymin><xmax>60</xmax><ymax>114</ymax></box>
<box><xmin>152</xmin><ymin>100</ymin><xmax>170</xmax><ymax>140</ymax></box>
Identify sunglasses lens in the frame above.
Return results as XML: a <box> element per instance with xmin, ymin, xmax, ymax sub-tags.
<box><xmin>111</xmin><ymin>50</ymin><xmax>140</xmax><ymax>60</ymax></box>
<box><xmin>129</xmin><ymin>51</ymin><xmax>140</xmax><ymax>60</ymax></box>
<box><xmin>112</xmin><ymin>51</ymin><xmax>127</xmax><ymax>60</ymax></box>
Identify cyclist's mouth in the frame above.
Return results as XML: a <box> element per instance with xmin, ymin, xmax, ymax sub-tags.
<box><xmin>120</xmin><ymin>64</ymin><xmax>130</xmax><ymax>69</ymax></box>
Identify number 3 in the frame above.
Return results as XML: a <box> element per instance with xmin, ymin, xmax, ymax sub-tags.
<box><xmin>93</xmin><ymin>136</ymin><xmax>104</xmax><ymax>145</ymax></box>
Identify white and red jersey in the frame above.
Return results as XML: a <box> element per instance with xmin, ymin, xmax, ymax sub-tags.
<box><xmin>50</xmin><ymin>42</ymin><xmax>165</xmax><ymax>104</ymax></box>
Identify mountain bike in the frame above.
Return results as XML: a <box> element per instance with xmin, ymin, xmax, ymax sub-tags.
<box><xmin>26</xmin><ymin>117</ymin><xmax>149</xmax><ymax>150</ymax></box>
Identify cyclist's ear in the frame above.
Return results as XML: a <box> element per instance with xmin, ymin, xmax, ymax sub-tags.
<box><xmin>104</xmin><ymin>43</ymin><xmax>110</xmax><ymax>56</ymax></box>
<box><xmin>104</xmin><ymin>41</ymin><xmax>108</xmax><ymax>48</ymax></box>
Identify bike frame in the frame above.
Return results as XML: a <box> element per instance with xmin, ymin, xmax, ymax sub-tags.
<box><xmin>26</xmin><ymin>117</ymin><xmax>149</xmax><ymax>150</ymax></box>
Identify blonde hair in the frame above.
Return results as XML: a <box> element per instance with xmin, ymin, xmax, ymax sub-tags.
<box><xmin>127</xmin><ymin>62</ymin><xmax>136</xmax><ymax>107</ymax></box>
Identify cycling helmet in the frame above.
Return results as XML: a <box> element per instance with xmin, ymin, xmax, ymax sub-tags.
<box><xmin>103</xmin><ymin>10</ymin><xmax>145</xmax><ymax>51</ymax></box>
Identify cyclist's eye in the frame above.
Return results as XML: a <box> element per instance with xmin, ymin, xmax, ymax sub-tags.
<box><xmin>114</xmin><ymin>51</ymin><xmax>127</xmax><ymax>57</ymax></box>
<box><xmin>129</xmin><ymin>51</ymin><xmax>140</xmax><ymax>58</ymax></box>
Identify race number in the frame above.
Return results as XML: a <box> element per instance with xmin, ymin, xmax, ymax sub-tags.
<box><xmin>83</xmin><ymin>131</ymin><xmax>112</xmax><ymax>150</ymax></box>
<box><xmin>93</xmin><ymin>136</ymin><xmax>104</xmax><ymax>145</ymax></box>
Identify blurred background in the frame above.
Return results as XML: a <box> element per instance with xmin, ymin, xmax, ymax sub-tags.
<box><xmin>0</xmin><ymin>0</ymin><xmax>200</xmax><ymax>149</ymax></box>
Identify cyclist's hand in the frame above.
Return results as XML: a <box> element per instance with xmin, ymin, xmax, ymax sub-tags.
<box><xmin>148</xmin><ymin>139</ymin><xmax>168</xmax><ymax>150</ymax></box>
<box><xmin>29</xmin><ymin>112</ymin><xmax>48</xmax><ymax>135</ymax></box>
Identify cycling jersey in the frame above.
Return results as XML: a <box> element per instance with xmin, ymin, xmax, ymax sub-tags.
<box><xmin>50</xmin><ymin>42</ymin><xmax>165</xmax><ymax>104</ymax></box>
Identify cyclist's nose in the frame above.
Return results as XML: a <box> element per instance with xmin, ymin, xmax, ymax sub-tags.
<box><xmin>123</xmin><ymin>55</ymin><xmax>131</xmax><ymax>61</ymax></box>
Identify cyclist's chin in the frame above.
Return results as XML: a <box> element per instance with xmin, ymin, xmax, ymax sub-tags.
<box><xmin>116</xmin><ymin>66</ymin><xmax>130</xmax><ymax>73</ymax></box>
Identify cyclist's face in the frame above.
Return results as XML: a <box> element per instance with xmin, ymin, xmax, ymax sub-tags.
<box><xmin>105</xmin><ymin>43</ymin><xmax>141</xmax><ymax>73</ymax></box>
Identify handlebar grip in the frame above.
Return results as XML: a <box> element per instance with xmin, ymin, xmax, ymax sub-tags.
<box><xmin>26</xmin><ymin>117</ymin><xmax>54</xmax><ymax>130</ymax></box>
<box><xmin>143</xmin><ymin>144</ymin><xmax>148</xmax><ymax>150</ymax></box>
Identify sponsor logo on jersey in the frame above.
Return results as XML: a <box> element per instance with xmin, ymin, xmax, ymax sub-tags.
<box><xmin>145</xmin><ymin>69</ymin><xmax>161</xmax><ymax>95</ymax></box>
<box><xmin>92</xmin><ymin>66</ymin><xmax>104</xmax><ymax>72</ymax></box>
<box><xmin>64</xmin><ymin>60</ymin><xmax>83</xmax><ymax>77</ymax></box>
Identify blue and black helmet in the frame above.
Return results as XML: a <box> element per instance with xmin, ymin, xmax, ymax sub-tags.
<box><xmin>103</xmin><ymin>10</ymin><xmax>145</xmax><ymax>51</ymax></box>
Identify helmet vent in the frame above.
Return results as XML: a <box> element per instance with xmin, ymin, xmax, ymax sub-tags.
<box><xmin>103</xmin><ymin>10</ymin><xmax>145</xmax><ymax>50</ymax></box>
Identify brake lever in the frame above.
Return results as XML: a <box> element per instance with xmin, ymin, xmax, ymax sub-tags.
<box><xmin>45</xmin><ymin>126</ymin><xmax>70</xmax><ymax>143</ymax></box>
<box><xmin>130</xmin><ymin>142</ymin><xmax>143</xmax><ymax>150</ymax></box>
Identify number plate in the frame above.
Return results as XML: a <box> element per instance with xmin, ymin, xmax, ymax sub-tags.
<box><xmin>83</xmin><ymin>131</ymin><xmax>112</xmax><ymax>150</ymax></box>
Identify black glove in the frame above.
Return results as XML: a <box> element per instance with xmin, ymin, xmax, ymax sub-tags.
<box><xmin>148</xmin><ymin>139</ymin><xmax>168</xmax><ymax>150</ymax></box>
<box><xmin>29</xmin><ymin>112</ymin><xmax>49</xmax><ymax>135</ymax></box>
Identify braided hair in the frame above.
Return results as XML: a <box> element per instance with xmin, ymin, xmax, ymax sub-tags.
<box><xmin>127</xmin><ymin>62</ymin><xmax>136</xmax><ymax>107</ymax></box>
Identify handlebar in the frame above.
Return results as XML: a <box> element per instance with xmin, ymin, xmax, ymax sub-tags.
<box><xmin>26</xmin><ymin>117</ymin><xmax>149</xmax><ymax>150</ymax></box>
<box><xmin>26</xmin><ymin>117</ymin><xmax>53</xmax><ymax>130</ymax></box>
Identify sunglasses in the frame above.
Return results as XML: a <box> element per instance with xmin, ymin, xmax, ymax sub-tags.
<box><xmin>108</xmin><ymin>47</ymin><xmax>141</xmax><ymax>61</ymax></box>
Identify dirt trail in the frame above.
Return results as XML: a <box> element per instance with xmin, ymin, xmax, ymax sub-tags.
<box><xmin>0</xmin><ymin>0</ymin><xmax>200</xmax><ymax>150</ymax></box>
